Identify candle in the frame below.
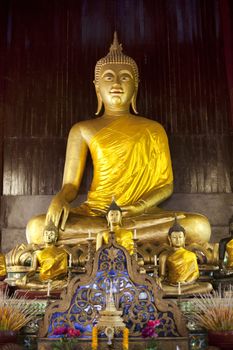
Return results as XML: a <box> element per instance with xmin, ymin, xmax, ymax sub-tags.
<box><xmin>133</xmin><ymin>229</ymin><xmax>137</xmax><ymax>239</ymax></box>
<box><xmin>47</xmin><ymin>280</ymin><xmax>51</xmax><ymax>297</ymax></box>
<box><xmin>154</xmin><ymin>254</ymin><xmax>157</xmax><ymax>266</ymax></box>
<box><xmin>178</xmin><ymin>282</ymin><xmax>181</xmax><ymax>295</ymax></box>
<box><xmin>92</xmin><ymin>326</ymin><xmax>98</xmax><ymax>350</ymax></box>
<box><xmin>68</xmin><ymin>254</ymin><xmax>72</xmax><ymax>268</ymax></box>
<box><xmin>88</xmin><ymin>230</ymin><xmax>92</xmax><ymax>239</ymax></box>
<box><xmin>123</xmin><ymin>327</ymin><xmax>129</xmax><ymax>350</ymax></box>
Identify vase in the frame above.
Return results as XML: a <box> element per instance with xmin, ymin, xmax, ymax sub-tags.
<box><xmin>208</xmin><ymin>330</ymin><xmax>233</xmax><ymax>349</ymax></box>
<box><xmin>0</xmin><ymin>330</ymin><xmax>18</xmax><ymax>344</ymax></box>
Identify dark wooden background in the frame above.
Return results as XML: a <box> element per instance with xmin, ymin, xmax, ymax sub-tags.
<box><xmin>0</xmin><ymin>0</ymin><xmax>232</xmax><ymax>197</ymax></box>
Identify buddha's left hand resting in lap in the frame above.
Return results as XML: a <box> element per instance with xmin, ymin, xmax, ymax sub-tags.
<box><xmin>26</xmin><ymin>33</ymin><xmax>211</xmax><ymax>247</ymax></box>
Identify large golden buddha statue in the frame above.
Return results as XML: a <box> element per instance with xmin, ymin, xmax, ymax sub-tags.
<box><xmin>26</xmin><ymin>33</ymin><xmax>211</xmax><ymax>246</ymax></box>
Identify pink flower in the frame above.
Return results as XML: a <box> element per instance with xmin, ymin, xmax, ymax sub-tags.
<box><xmin>53</xmin><ymin>326</ymin><xmax>81</xmax><ymax>338</ymax></box>
<box><xmin>147</xmin><ymin>320</ymin><xmax>160</xmax><ymax>327</ymax></box>
<box><xmin>141</xmin><ymin>319</ymin><xmax>160</xmax><ymax>339</ymax></box>
<box><xmin>53</xmin><ymin>327</ymin><xmax>68</xmax><ymax>335</ymax></box>
<box><xmin>67</xmin><ymin>328</ymin><xmax>81</xmax><ymax>337</ymax></box>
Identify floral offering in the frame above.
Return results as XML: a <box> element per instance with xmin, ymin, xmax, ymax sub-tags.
<box><xmin>141</xmin><ymin>320</ymin><xmax>160</xmax><ymax>350</ymax></box>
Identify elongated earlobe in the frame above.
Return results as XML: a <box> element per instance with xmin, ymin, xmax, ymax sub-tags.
<box><xmin>94</xmin><ymin>83</ymin><xmax>103</xmax><ymax>115</ymax></box>
<box><xmin>131</xmin><ymin>89</ymin><xmax>138</xmax><ymax>114</ymax></box>
<box><xmin>119</xmin><ymin>216</ymin><xmax>122</xmax><ymax>226</ymax></box>
<box><xmin>95</xmin><ymin>92</ymin><xmax>103</xmax><ymax>115</ymax></box>
<box><xmin>168</xmin><ymin>236</ymin><xmax>172</xmax><ymax>246</ymax></box>
<box><xmin>106</xmin><ymin>215</ymin><xmax>110</xmax><ymax>227</ymax></box>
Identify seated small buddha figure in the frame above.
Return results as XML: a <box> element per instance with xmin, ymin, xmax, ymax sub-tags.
<box><xmin>15</xmin><ymin>221</ymin><xmax>69</xmax><ymax>291</ymax></box>
<box><xmin>26</xmin><ymin>32</ymin><xmax>211</xmax><ymax>247</ymax></box>
<box><xmin>96</xmin><ymin>199</ymin><xmax>134</xmax><ymax>255</ymax></box>
<box><xmin>0</xmin><ymin>252</ymin><xmax>7</xmax><ymax>281</ymax></box>
<box><xmin>159</xmin><ymin>218</ymin><xmax>212</xmax><ymax>296</ymax></box>
<box><xmin>218</xmin><ymin>215</ymin><xmax>233</xmax><ymax>271</ymax></box>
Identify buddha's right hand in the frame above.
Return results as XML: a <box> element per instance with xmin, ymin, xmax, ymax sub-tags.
<box><xmin>46</xmin><ymin>194</ymin><xmax>70</xmax><ymax>230</ymax></box>
<box><xmin>121</xmin><ymin>200</ymin><xmax>146</xmax><ymax>217</ymax></box>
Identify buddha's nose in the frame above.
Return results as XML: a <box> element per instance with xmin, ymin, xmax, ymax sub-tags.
<box><xmin>113</xmin><ymin>75</ymin><xmax>121</xmax><ymax>84</ymax></box>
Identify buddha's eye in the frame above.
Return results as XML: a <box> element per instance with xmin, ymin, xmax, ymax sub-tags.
<box><xmin>103</xmin><ymin>74</ymin><xmax>114</xmax><ymax>82</ymax></box>
<box><xmin>120</xmin><ymin>75</ymin><xmax>131</xmax><ymax>82</ymax></box>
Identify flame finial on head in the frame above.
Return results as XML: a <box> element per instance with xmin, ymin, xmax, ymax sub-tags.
<box><xmin>94</xmin><ymin>32</ymin><xmax>139</xmax><ymax>86</ymax></box>
<box><xmin>107</xmin><ymin>198</ymin><xmax>122</xmax><ymax>214</ymax></box>
<box><xmin>168</xmin><ymin>214</ymin><xmax>186</xmax><ymax>236</ymax></box>
<box><xmin>109</xmin><ymin>31</ymin><xmax>122</xmax><ymax>53</ymax></box>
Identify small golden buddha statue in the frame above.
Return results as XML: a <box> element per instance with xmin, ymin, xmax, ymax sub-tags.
<box><xmin>0</xmin><ymin>252</ymin><xmax>7</xmax><ymax>280</ymax></box>
<box><xmin>96</xmin><ymin>199</ymin><xmax>134</xmax><ymax>255</ymax></box>
<box><xmin>15</xmin><ymin>222</ymin><xmax>69</xmax><ymax>290</ymax></box>
<box><xmin>159</xmin><ymin>218</ymin><xmax>212</xmax><ymax>296</ymax></box>
<box><xmin>26</xmin><ymin>32</ymin><xmax>211</xmax><ymax>247</ymax></box>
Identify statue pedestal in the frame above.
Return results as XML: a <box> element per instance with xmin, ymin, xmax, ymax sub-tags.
<box><xmin>14</xmin><ymin>289</ymin><xmax>62</xmax><ymax>300</ymax></box>
<box><xmin>38</xmin><ymin>337</ymin><xmax>189</xmax><ymax>350</ymax></box>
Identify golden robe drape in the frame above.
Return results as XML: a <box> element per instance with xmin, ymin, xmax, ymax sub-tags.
<box><xmin>103</xmin><ymin>228</ymin><xmax>134</xmax><ymax>255</ymax></box>
<box><xmin>167</xmin><ymin>247</ymin><xmax>199</xmax><ymax>284</ymax></box>
<box><xmin>0</xmin><ymin>254</ymin><xmax>6</xmax><ymax>277</ymax></box>
<box><xmin>37</xmin><ymin>246</ymin><xmax>68</xmax><ymax>281</ymax></box>
<box><xmin>78</xmin><ymin>116</ymin><xmax>173</xmax><ymax>215</ymax></box>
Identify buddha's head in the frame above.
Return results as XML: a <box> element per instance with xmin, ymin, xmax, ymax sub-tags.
<box><xmin>106</xmin><ymin>199</ymin><xmax>122</xmax><ymax>229</ymax></box>
<box><xmin>94</xmin><ymin>32</ymin><xmax>139</xmax><ymax>115</ymax></box>
<box><xmin>43</xmin><ymin>221</ymin><xmax>59</xmax><ymax>244</ymax></box>
<box><xmin>168</xmin><ymin>217</ymin><xmax>186</xmax><ymax>248</ymax></box>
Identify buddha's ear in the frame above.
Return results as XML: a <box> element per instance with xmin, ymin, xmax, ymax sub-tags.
<box><xmin>168</xmin><ymin>235</ymin><xmax>172</xmax><ymax>246</ymax></box>
<box><xmin>106</xmin><ymin>214</ymin><xmax>110</xmax><ymax>227</ymax></box>
<box><xmin>131</xmin><ymin>86</ymin><xmax>138</xmax><ymax>114</ymax></box>
<box><xmin>119</xmin><ymin>214</ymin><xmax>122</xmax><ymax>226</ymax></box>
<box><xmin>94</xmin><ymin>81</ymin><xmax>103</xmax><ymax>115</ymax></box>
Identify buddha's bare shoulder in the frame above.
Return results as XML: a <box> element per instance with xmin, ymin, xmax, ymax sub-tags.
<box><xmin>68</xmin><ymin>115</ymin><xmax>167</xmax><ymax>138</ymax></box>
<box><xmin>132</xmin><ymin>115</ymin><xmax>167</xmax><ymax>131</ymax></box>
<box><xmin>68</xmin><ymin>118</ymin><xmax>102</xmax><ymax>136</ymax></box>
<box><xmin>69</xmin><ymin>119</ymin><xmax>96</xmax><ymax>130</ymax></box>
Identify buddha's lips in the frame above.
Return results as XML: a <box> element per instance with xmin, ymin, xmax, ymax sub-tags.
<box><xmin>110</xmin><ymin>89</ymin><xmax>123</xmax><ymax>94</ymax></box>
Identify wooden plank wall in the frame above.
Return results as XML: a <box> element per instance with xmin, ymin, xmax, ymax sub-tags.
<box><xmin>0</xmin><ymin>0</ymin><xmax>232</xmax><ymax>196</ymax></box>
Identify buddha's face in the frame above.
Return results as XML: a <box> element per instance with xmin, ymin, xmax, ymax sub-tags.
<box><xmin>96</xmin><ymin>63</ymin><xmax>135</xmax><ymax>109</ymax></box>
<box><xmin>43</xmin><ymin>229</ymin><xmax>57</xmax><ymax>244</ymax></box>
<box><xmin>107</xmin><ymin>209</ymin><xmax>122</xmax><ymax>225</ymax></box>
<box><xmin>169</xmin><ymin>231</ymin><xmax>185</xmax><ymax>248</ymax></box>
